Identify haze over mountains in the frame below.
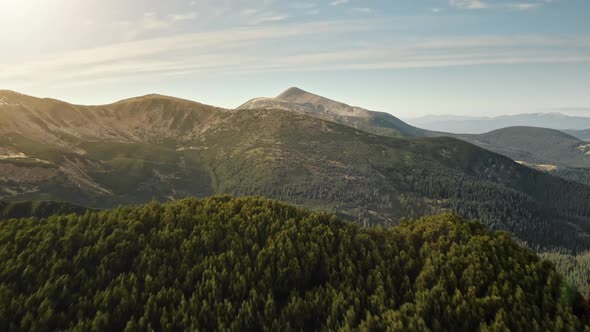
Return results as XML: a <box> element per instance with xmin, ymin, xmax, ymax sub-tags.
<box><xmin>3</xmin><ymin>88</ymin><xmax>590</xmax><ymax>254</ymax></box>
<box><xmin>407</xmin><ymin>113</ymin><xmax>590</xmax><ymax>136</ymax></box>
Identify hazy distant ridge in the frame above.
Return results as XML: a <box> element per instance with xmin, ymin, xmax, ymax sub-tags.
<box><xmin>406</xmin><ymin>113</ymin><xmax>590</xmax><ymax>134</ymax></box>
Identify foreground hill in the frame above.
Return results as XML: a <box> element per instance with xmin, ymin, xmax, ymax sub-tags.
<box><xmin>4</xmin><ymin>91</ymin><xmax>590</xmax><ymax>253</ymax></box>
<box><xmin>0</xmin><ymin>196</ymin><xmax>587</xmax><ymax>331</ymax></box>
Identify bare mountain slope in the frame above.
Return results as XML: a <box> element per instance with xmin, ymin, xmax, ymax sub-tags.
<box><xmin>0</xmin><ymin>90</ymin><xmax>228</xmax><ymax>148</ymax></box>
<box><xmin>239</xmin><ymin>87</ymin><xmax>428</xmax><ymax>137</ymax></box>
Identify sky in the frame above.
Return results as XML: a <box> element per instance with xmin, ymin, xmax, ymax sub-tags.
<box><xmin>1</xmin><ymin>0</ymin><xmax>589</xmax><ymax>117</ymax></box>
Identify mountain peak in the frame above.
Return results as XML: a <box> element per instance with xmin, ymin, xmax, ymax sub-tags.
<box><xmin>277</xmin><ymin>87</ymin><xmax>348</xmax><ymax>108</ymax></box>
<box><xmin>277</xmin><ymin>87</ymin><xmax>312</xmax><ymax>100</ymax></box>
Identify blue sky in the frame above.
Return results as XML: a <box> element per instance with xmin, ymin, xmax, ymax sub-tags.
<box><xmin>1</xmin><ymin>0</ymin><xmax>589</xmax><ymax>117</ymax></box>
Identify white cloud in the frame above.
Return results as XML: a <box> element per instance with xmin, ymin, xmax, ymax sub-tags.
<box><xmin>241</xmin><ymin>9</ymin><xmax>261</xmax><ymax>16</ymax></box>
<box><xmin>508</xmin><ymin>3</ymin><xmax>541</xmax><ymax>10</ymax></box>
<box><xmin>330</xmin><ymin>0</ymin><xmax>350</xmax><ymax>6</ymax></box>
<box><xmin>449</xmin><ymin>0</ymin><xmax>490</xmax><ymax>9</ymax></box>
<box><xmin>141</xmin><ymin>12</ymin><xmax>170</xmax><ymax>30</ymax></box>
<box><xmin>450</xmin><ymin>0</ymin><xmax>545</xmax><ymax>10</ymax></box>
<box><xmin>290</xmin><ymin>3</ymin><xmax>317</xmax><ymax>10</ymax></box>
<box><xmin>351</xmin><ymin>8</ymin><xmax>373</xmax><ymax>14</ymax></box>
<box><xmin>117</xmin><ymin>10</ymin><xmax>199</xmax><ymax>38</ymax></box>
<box><xmin>250</xmin><ymin>14</ymin><xmax>289</xmax><ymax>24</ymax></box>
<box><xmin>169</xmin><ymin>12</ymin><xmax>198</xmax><ymax>22</ymax></box>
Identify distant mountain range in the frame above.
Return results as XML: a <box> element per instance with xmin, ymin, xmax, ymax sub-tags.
<box><xmin>406</xmin><ymin>113</ymin><xmax>590</xmax><ymax>136</ymax></box>
<box><xmin>3</xmin><ymin>88</ymin><xmax>590</xmax><ymax>253</ymax></box>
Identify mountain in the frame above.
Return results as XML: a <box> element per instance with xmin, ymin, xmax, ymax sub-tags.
<box><xmin>0</xmin><ymin>196</ymin><xmax>587</xmax><ymax>331</ymax></box>
<box><xmin>238</xmin><ymin>87</ymin><xmax>429</xmax><ymax>137</ymax></box>
<box><xmin>458</xmin><ymin>126</ymin><xmax>590</xmax><ymax>168</ymax></box>
<box><xmin>406</xmin><ymin>113</ymin><xmax>590</xmax><ymax>134</ymax></box>
<box><xmin>4</xmin><ymin>90</ymin><xmax>590</xmax><ymax>253</ymax></box>
<box><xmin>0</xmin><ymin>90</ymin><xmax>228</xmax><ymax>206</ymax></box>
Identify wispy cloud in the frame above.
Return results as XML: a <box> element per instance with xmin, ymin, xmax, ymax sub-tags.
<box><xmin>449</xmin><ymin>0</ymin><xmax>491</xmax><ymax>9</ymax></box>
<box><xmin>508</xmin><ymin>3</ymin><xmax>541</xmax><ymax>10</ymax></box>
<box><xmin>330</xmin><ymin>0</ymin><xmax>350</xmax><ymax>6</ymax></box>
<box><xmin>112</xmin><ymin>10</ymin><xmax>199</xmax><ymax>40</ymax></box>
<box><xmin>0</xmin><ymin>20</ymin><xmax>368</xmax><ymax>80</ymax></box>
<box><xmin>249</xmin><ymin>14</ymin><xmax>290</xmax><ymax>24</ymax></box>
<box><xmin>169</xmin><ymin>12</ymin><xmax>198</xmax><ymax>22</ymax></box>
<box><xmin>351</xmin><ymin>8</ymin><xmax>373</xmax><ymax>14</ymax></box>
<box><xmin>140</xmin><ymin>12</ymin><xmax>170</xmax><ymax>30</ymax></box>
<box><xmin>450</xmin><ymin>0</ymin><xmax>545</xmax><ymax>10</ymax></box>
<box><xmin>290</xmin><ymin>2</ymin><xmax>320</xmax><ymax>15</ymax></box>
<box><xmin>3</xmin><ymin>21</ymin><xmax>589</xmax><ymax>86</ymax></box>
<box><xmin>239</xmin><ymin>9</ymin><xmax>290</xmax><ymax>25</ymax></box>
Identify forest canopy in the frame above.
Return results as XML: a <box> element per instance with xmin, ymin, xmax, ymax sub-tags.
<box><xmin>0</xmin><ymin>196</ymin><xmax>587</xmax><ymax>331</ymax></box>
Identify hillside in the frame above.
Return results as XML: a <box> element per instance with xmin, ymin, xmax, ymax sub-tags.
<box><xmin>0</xmin><ymin>196</ymin><xmax>586</xmax><ymax>331</ymax></box>
<box><xmin>5</xmin><ymin>91</ymin><xmax>590</xmax><ymax>253</ymax></box>
<box><xmin>406</xmin><ymin>113</ymin><xmax>590</xmax><ymax>134</ymax></box>
<box><xmin>458</xmin><ymin>126</ymin><xmax>590</xmax><ymax>168</ymax></box>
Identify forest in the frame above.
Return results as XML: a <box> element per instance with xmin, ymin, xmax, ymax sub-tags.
<box><xmin>0</xmin><ymin>196</ymin><xmax>589</xmax><ymax>331</ymax></box>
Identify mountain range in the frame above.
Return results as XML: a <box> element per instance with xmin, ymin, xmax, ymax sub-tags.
<box><xmin>406</xmin><ymin>113</ymin><xmax>590</xmax><ymax>136</ymax></box>
<box><xmin>3</xmin><ymin>88</ymin><xmax>590</xmax><ymax>254</ymax></box>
